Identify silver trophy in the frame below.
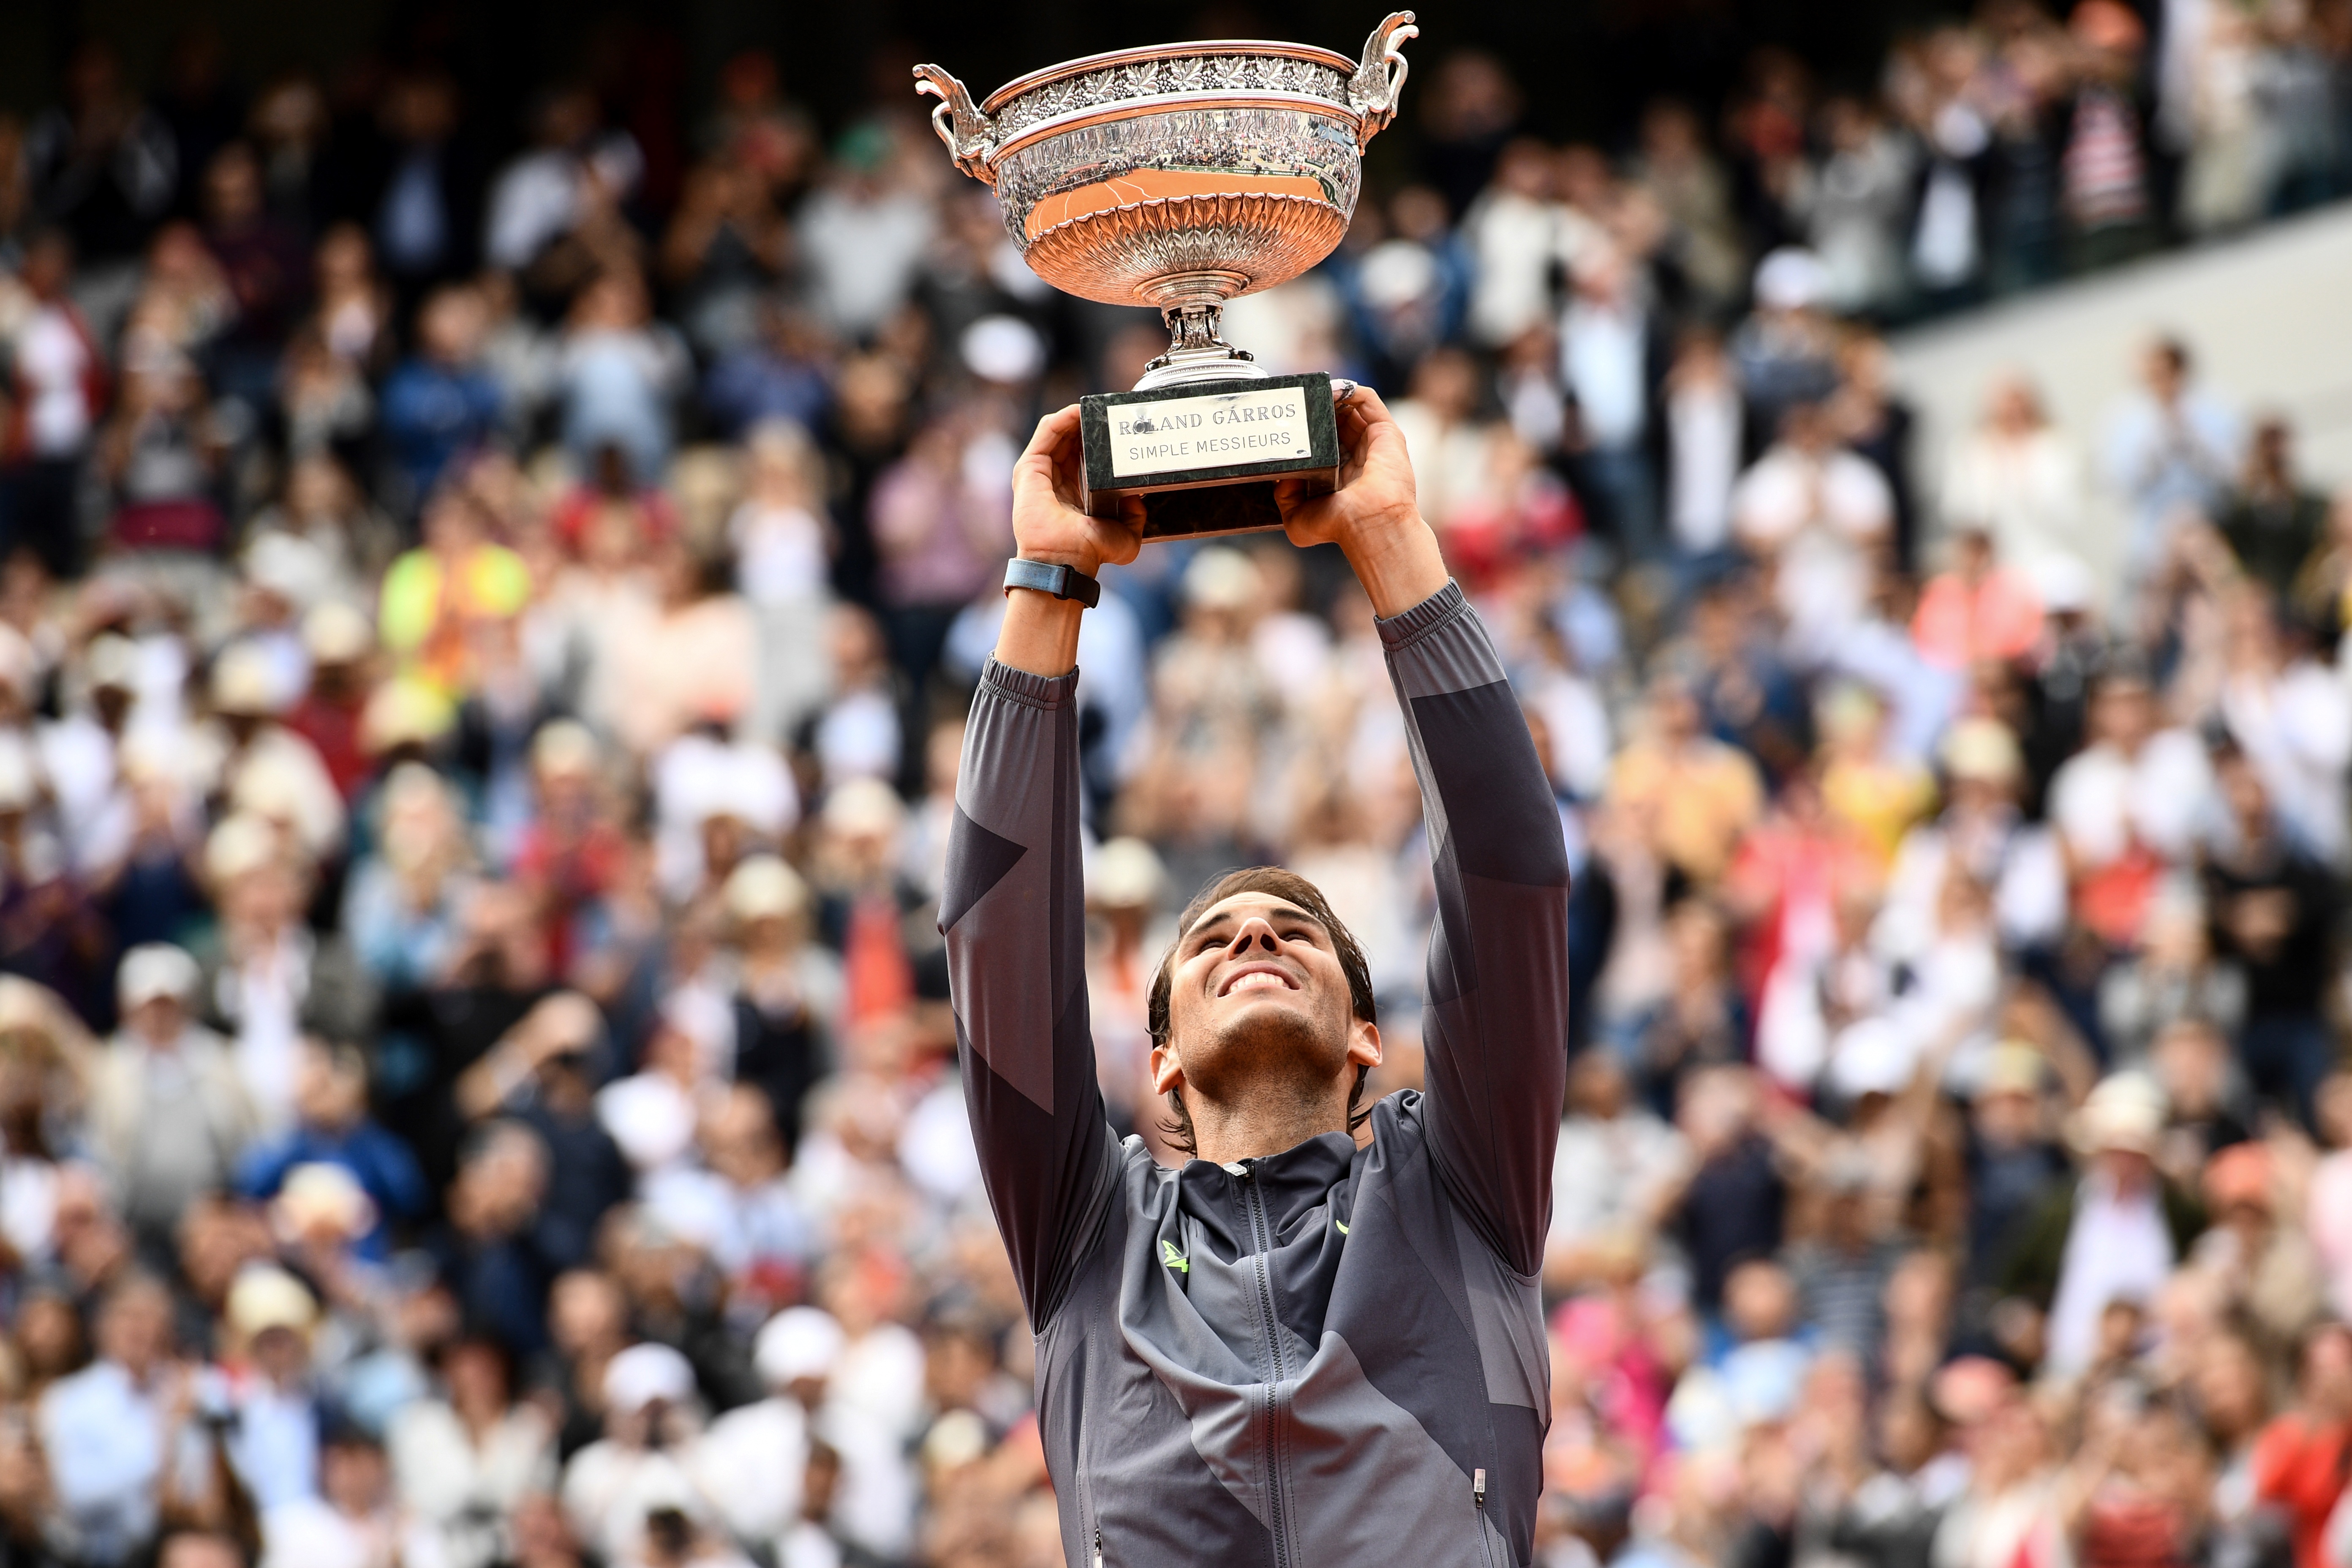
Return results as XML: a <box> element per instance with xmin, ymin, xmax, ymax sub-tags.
<box><xmin>915</xmin><ymin>14</ymin><xmax>1417</xmax><ymax>539</ymax></box>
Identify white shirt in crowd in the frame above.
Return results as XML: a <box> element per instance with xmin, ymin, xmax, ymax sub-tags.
<box><xmin>1940</xmin><ymin>423</ymin><xmax>2088</xmax><ymax>575</ymax></box>
<box><xmin>16</xmin><ymin>302</ymin><xmax>96</xmax><ymax>455</ymax></box>
<box><xmin>2044</xmin><ymin>1167</ymin><xmax>2177</xmax><ymax>1375</ymax></box>
<box><xmin>1559</xmin><ymin>294</ymin><xmax>1648</xmax><ymax>450</ymax></box>
<box><xmin>2222</xmin><ymin>658</ymin><xmax>2352</xmax><ymax>864</ymax></box>
<box><xmin>2047</xmin><ymin>728</ymin><xmax>2215</xmax><ymax>868</ymax></box>
<box><xmin>1667</xmin><ymin>373</ymin><xmax>1743</xmax><ymax>553</ymax></box>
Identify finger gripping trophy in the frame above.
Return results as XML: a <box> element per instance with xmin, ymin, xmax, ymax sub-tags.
<box><xmin>915</xmin><ymin>13</ymin><xmax>1418</xmax><ymax>540</ymax></box>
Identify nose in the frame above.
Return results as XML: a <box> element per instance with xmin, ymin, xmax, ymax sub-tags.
<box><xmin>1228</xmin><ymin>916</ymin><xmax>1280</xmax><ymax>954</ymax></box>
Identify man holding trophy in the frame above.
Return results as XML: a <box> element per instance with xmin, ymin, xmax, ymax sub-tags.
<box><xmin>943</xmin><ymin>382</ymin><xmax>1571</xmax><ymax>1566</ymax></box>
<box><xmin>929</xmin><ymin>16</ymin><xmax>1570</xmax><ymax>1564</ymax></box>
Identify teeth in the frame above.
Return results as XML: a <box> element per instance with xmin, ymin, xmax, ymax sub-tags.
<box><xmin>1228</xmin><ymin>972</ymin><xmax>1287</xmax><ymax>994</ymax></box>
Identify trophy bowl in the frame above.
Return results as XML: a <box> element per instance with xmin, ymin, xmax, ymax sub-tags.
<box><xmin>916</xmin><ymin>13</ymin><xmax>1416</xmax><ymax>390</ymax></box>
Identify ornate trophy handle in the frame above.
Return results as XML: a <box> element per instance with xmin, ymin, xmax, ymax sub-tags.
<box><xmin>912</xmin><ymin>64</ymin><xmax>999</xmax><ymax>185</ymax></box>
<box><xmin>1346</xmin><ymin>11</ymin><xmax>1418</xmax><ymax>149</ymax></box>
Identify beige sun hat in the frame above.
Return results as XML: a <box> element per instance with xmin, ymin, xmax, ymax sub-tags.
<box><xmin>2069</xmin><ymin>1071</ymin><xmax>2168</xmax><ymax>1157</ymax></box>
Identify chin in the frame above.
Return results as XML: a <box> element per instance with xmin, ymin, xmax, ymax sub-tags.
<box><xmin>1196</xmin><ymin>997</ymin><xmax>1348</xmax><ymax>1081</ymax></box>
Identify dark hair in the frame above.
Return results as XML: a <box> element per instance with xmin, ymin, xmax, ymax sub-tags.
<box><xmin>1144</xmin><ymin>866</ymin><xmax>1378</xmax><ymax>1158</ymax></box>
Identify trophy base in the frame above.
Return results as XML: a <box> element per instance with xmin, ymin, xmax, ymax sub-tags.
<box><xmin>1078</xmin><ymin>371</ymin><xmax>1340</xmax><ymax>543</ymax></box>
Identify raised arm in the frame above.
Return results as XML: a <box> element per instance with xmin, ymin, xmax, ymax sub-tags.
<box><xmin>940</xmin><ymin>407</ymin><xmax>1141</xmax><ymax>1328</ymax></box>
<box><xmin>1280</xmin><ymin>389</ymin><xmax>1572</xmax><ymax>1274</ymax></box>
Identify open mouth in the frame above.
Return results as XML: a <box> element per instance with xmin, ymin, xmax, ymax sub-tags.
<box><xmin>1218</xmin><ymin>964</ymin><xmax>1299</xmax><ymax>998</ymax></box>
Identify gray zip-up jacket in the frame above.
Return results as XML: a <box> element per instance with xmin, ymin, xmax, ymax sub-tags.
<box><xmin>942</xmin><ymin>581</ymin><xmax>1570</xmax><ymax>1568</ymax></box>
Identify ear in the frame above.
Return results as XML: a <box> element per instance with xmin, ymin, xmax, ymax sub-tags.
<box><xmin>1150</xmin><ymin>1041</ymin><xmax>1185</xmax><ymax>1098</ymax></box>
<box><xmin>1346</xmin><ymin>1018</ymin><xmax>1382</xmax><ymax>1071</ymax></box>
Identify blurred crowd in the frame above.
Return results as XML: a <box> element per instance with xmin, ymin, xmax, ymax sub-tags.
<box><xmin>0</xmin><ymin>5</ymin><xmax>2344</xmax><ymax>1568</ymax></box>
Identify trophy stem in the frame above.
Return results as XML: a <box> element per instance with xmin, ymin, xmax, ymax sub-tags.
<box><xmin>1134</xmin><ymin>270</ymin><xmax>1271</xmax><ymax>391</ymax></box>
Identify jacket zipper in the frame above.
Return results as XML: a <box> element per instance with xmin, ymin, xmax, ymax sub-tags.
<box><xmin>1094</xmin><ymin>1526</ymin><xmax>1104</xmax><ymax>1568</ymax></box>
<box><xmin>1239</xmin><ymin>1165</ymin><xmax>1292</xmax><ymax>1568</ymax></box>
<box><xmin>1475</xmin><ymin>1468</ymin><xmax>1498</xmax><ymax>1568</ymax></box>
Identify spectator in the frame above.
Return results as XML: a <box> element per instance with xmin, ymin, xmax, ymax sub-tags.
<box><xmin>1558</xmin><ymin>244</ymin><xmax>1664</xmax><ymax>561</ymax></box>
<box><xmin>379</xmin><ymin>283</ymin><xmax>504</xmax><ymax>517</ymax></box>
<box><xmin>1940</xmin><ymin>373</ymin><xmax>2088</xmax><ymax>578</ymax></box>
<box><xmin>555</xmin><ymin>269</ymin><xmax>687</xmax><ymax>487</ymax></box>
<box><xmin>1607</xmin><ymin>671</ymin><xmax>1766</xmax><ymax>886</ymax></box>
<box><xmin>0</xmin><ymin>229</ymin><xmax>106</xmax><ymax>577</ymax></box>
<box><xmin>1998</xmin><ymin>1072</ymin><xmax>2205</xmax><ymax>1376</ymax></box>
<box><xmin>432</xmin><ymin>1120</ymin><xmax>563</xmax><ymax>1358</ymax></box>
<box><xmin>2103</xmin><ymin>336</ymin><xmax>2243</xmax><ymax>577</ymax></box>
<box><xmin>560</xmin><ymin>1341</ymin><xmax>708</xmax><ymax>1565</ymax></box>
<box><xmin>1911</xmin><ymin>524</ymin><xmax>2047</xmax><ymax>671</ymax></box>
<box><xmin>1731</xmin><ymin>399</ymin><xmax>1895</xmax><ymax>653</ymax></box>
<box><xmin>193</xmin><ymin>815</ymin><xmax>376</xmax><ymax>1129</ymax></box>
<box><xmin>1661</xmin><ymin>325</ymin><xmax>1743</xmax><ymax>561</ymax></box>
<box><xmin>2253</xmin><ymin>1322</ymin><xmax>2352</xmax><ymax>1568</ymax></box>
<box><xmin>795</xmin><ymin>126</ymin><xmax>935</xmax><ymax>341</ymax></box>
<box><xmin>389</xmin><ymin>1334</ymin><xmax>558</xmax><ymax>1568</ymax></box>
<box><xmin>2215</xmin><ymin>591</ymin><xmax>2352</xmax><ymax>864</ymax></box>
<box><xmin>235</xmin><ymin>1039</ymin><xmax>429</xmax><ymax>1256</ymax></box>
<box><xmin>1546</xmin><ymin>1050</ymin><xmax>1690</xmax><ymax>1293</ymax></box>
<box><xmin>2220</xmin><ymin>417</ymin><xmax>2333</xmax><ymax>601</ymax></box>
<box><xmin>2203</xmin><ymin>746</ymin><xmax>2341</xmax><ymax>1125</ymax></box>
<box><xmin>36</xmin><ymin>1275</ymin><xmax>205</xmax><ymax>1567</ymax></box>
<box><xmin>1800</xmin><ymin>95</ymin><xmax>1916</xmax><ymax>316</ymax></box>
<box><xmin>89</xmin><ymin>944</ymin><xmax>256</xmax><ymax>1246</ymax></box>
<box><xmin>2058</xmin><ymin>662</ymin><xmax>2210</xmax><ymax>887</ymax></box>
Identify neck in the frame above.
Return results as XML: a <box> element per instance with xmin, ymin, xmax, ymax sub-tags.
<box><xmin>1182</xmin><ymin>1080</ymin><xmax>1353</xmax><ymax>1166</ymax></box>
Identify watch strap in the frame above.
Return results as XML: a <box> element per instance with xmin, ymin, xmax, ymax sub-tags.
<box><xmin>1003</xmin><ymin>557</ymin><xmax>1101</xmax><ymax>608</ymax></box>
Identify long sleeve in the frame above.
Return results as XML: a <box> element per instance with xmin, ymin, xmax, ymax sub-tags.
<box><xmin>1380</xmin><ymin>582</ymin><xmax>1572</xmax><ymax>1275</ymax></box>
<box><xmin>940</xmin><ymin>658</ymin><xmax>1119</xmax><ymax>1328</ymax></box>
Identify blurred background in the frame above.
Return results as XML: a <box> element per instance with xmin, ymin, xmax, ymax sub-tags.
<box><xmin>0</xmin><ymin>1</ymin><xmax>2347</xmax><ymax>1567</ymax></box>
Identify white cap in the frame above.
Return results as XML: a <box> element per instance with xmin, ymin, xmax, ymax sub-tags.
<box><xmin>596</xmin><ymin>1074</ymin><xmax>699</xmax><ymax>1172</ymax></box>
<box><xmin>1087</xmin><ymin>837</ymin><xmax>1166</xmax><ymax>911</ymax></box>
<box><xmin>1826</xmin><ymin>1016</ymin><xmax>1918</xmax><ymax>1099</ymax></box>
<box><xmin>724</xmin><ymin>854</ymin><xmax>811</xmax><ymax>925</ymax></box>
<box><xmin>692</xmin><ymin>747</ymin><xmax>795</xmax><ymax>835</ymax></box>
<box><xmin>1182</xmin><ymin>547</ymin><xmax>1262</xmax><ymax>612</ymax></box>
<box><xmin>226</xmin><ymin>1263</ymin><xmax>318</xmax><ymax>1341</ymax></box>
<box><xmin>271</xmin><ymin>1162</ymin><xmax>378</xmax><ymax>1243</ymax></box>
<box><xmin>1941</xmin><ymin>718</ymin><xmax>2023</xmax><ymax>786</ymax></box>
<box><xmin>303</xmin><ymin>601</ymin><xmax>374</xmax><ymax>665</ymax></box>
<box><xmin>821</xmin><ymin>776</ymin><xmax>905</xmax><ymax>838</ymax></box>
<box><xmin>118</xmin><ymin>942</ymin><xmax>201</xmax><ymax>1009</ymax></box>
<box><xmin>85</xmin><ymin>633</ymin><xmax>140</xmax><ymax>693</ymax></box>
<box><xmin>603</xmin><ymin>1341</ymin><xmax>697</xmax><ymax>1413</ymax></box>
<box><xmin>245</xmin><ymin>531</ymin><xmax>333</xmax><ymax>609</ymax></box>
<box><xmin>961</xmin><ymin>315</ymin><xmax>1046</xmax><ymax>384</ymax></box>
<box><xmin>206</xmin><ymin>812</ymin><xmax>280</xmax><ymax>884</ymax></box>
<box><xmin>755</xmin><ymin>1306</ymin><xmax>847</xmax><ymax>1387</ymax></box>
<box><xmin>1358</xmin><ymin>240</ymin><xmax>1440</xmax><ymax>312</ymax></box>
<box><xmin>531</xmin><ymin>719</ymin><xmax>601</xmax><ymax>779</ymax></box>
<box><xmin>212</xmin><ymin>642</ymin><xmax>284</xmax><ymax>716</ymax></box>
<box><xmin>1754</xmin><ymin>247</ymin><xmax>1830</xmax><ymax>311</ymax></box>
<box><xmin>2072</xmin><ymin>1071</ymin><xmax>2168</xmax><ymax>1157</ymax></box>
<box><xmin>2033</xmin><ymin>553</ymin><xmax>2096</xmax><ymax>615</ymax></box>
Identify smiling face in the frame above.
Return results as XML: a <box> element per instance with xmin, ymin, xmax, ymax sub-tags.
<box><xmin>1152</xmin><ymin>887</ymin><xmax>1380</xmax><ymax>1152</ymax></box>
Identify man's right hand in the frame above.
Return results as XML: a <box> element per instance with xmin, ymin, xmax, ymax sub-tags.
<box><xmin>996</xmin><ymin>406</ymin><xmax>1142</xmax><ymax>677</ymax></box>
<box><xmin>1012</xmin><ymin>405</ymin><xmax>1143</xmax><ymax>576</ymax></box>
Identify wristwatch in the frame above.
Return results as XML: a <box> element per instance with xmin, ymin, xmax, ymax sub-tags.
<box><xmin>1003</xmin><ymin>557</ymin><xmax>1101</xmax><ymax>608</ymax></box>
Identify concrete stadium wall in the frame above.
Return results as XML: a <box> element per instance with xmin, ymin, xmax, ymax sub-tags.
<box><xmin>1888</xmin><ymin>201</ymin><xmax>2352</xmax><ymax>598</ymax></box>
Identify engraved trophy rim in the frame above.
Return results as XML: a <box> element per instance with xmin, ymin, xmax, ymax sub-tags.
<box><xmin>978</xmin><ymin>38</ymin><xmax>1360</xmax><ymax>115</ymax></box>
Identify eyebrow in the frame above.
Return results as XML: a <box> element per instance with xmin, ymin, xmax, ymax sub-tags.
<box><xmin>1183</xmin><ymin>902</ymin><xmax>1325</xmax><ymax>942</ymax></box>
